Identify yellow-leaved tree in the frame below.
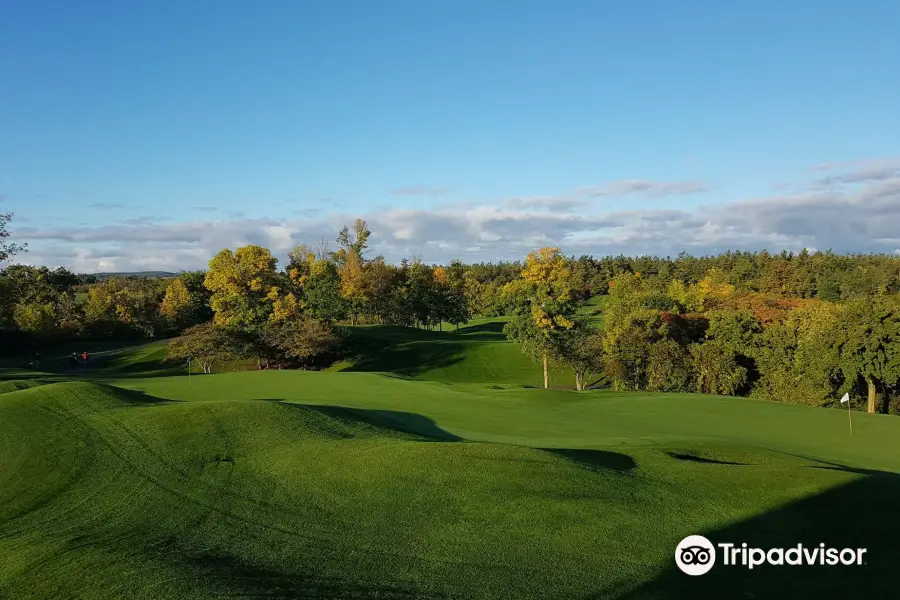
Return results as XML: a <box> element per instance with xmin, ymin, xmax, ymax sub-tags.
<box><xmin>334</xmin><ymin>219</ymin><xmax>371</xmax><ymax>324</ymax></box>
<box><xmin>204</xmin><ymin>245</ymin><xmax>279</xmax><ymax>330</ymax></box>
<box><xmin>502</xmin><ymin>247</ymin><xmax>579</xmax><ymax>388</ymax></box>
<box><xmin>159</xmin><ymin>277</ymin><xmax>192</xmax><ymax>328</ymax></box>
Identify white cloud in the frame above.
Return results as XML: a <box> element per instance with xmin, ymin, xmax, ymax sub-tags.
<box><xmin>575</xmin><ymin>179</ymin><xmax>711</xmax><ymax>199</ymax></box>
<box><xmin>10</xmin><ymin>162</ymin><xmax>900</xmax><ymax>272</ymax></box>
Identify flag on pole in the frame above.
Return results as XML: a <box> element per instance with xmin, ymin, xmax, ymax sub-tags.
<box><xmin>841</xmin><ymin>392</ymin><xmax>852</xmax><ymax>435</ymax></box>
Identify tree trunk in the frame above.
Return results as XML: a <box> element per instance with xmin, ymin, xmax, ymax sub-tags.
<box><xmin>575</xmin><ymin>371</ymin><xmax>584</xmax><ymax>391</ymax></box>
<box><xmin>543</xmin><ymin>353</ymin><xmax>549</xmax><ymax>389</ymax></box>
<box><xmin>867</xmin><ymin>378</ymin><xmax>877</xmax><ymax>414</ymax></box>
<box><xmin>439</xmin><ymin>321</ymin><xmax>442</xmax><ymax>332</ymax></box>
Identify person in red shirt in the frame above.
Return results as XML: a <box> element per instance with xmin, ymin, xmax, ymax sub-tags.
<box><xmin>81</xmin><ymin>351</ymin><xmax>89</xmax><ymax>366</ymax></box>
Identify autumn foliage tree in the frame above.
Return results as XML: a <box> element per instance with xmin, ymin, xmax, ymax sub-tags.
<box><xmin>204</xmin><ymin>245</ymin><xmax>279</xmax><ymax>330</ymax></box>
<box><xmin>504</xmin><ymin>247</ymin><xmax>579</xmax><ymax>388</ymax></box>
<box><xmin>334</xmin><ymin>219</ymin><xmax>371</xmax><ymax>324</ymax></box>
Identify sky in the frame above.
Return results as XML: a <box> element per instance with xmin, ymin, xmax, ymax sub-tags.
<box><xmin>1</xmin><ymin>0</ymin><xmax>899</xmax><ymax>272</ymax></box>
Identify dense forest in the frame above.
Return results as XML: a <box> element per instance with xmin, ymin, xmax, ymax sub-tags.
<box><xmin>2</xmin><ymin>213</ymin><xmax>899</xmax><ymax>414</ymax></box>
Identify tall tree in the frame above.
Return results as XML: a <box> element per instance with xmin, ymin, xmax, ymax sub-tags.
<box><xmin>558</xmin><ymin>322</ymin><xmax>604</xmax><ymax>390</ymax></box>
<box><xmin>204</xmin><ymin>245</ymin><xmax>279</xmax><ymax>330</ymax></box>
<box><xmin>159</xmin><ymin>277</ymin><xmax>193</xmax><ymax>330</ymax></box>
<box><xmin>832</xmin><ymin>298</ymin><xmax>900</xmax><ymax>413</ymax></box>
<box><xmin>333</xmin><ymin>220</ymin><xmax>372</xmax><ymax>324</ymax></box>
<box><xmin>503</xmin><ymin>247</ymin><xmax>579</xmax><ymax>388</ymax></box>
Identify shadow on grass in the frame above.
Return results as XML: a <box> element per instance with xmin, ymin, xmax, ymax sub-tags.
<box><xmin>605</xmin><ymin>464</ymin><xmax>900</xmax><ymax>599</ymax></box>
<box><xmin>543</xmin><ymin>448</ymin><xmax>637</xmax><ymax>473</ymax></box>
<box><xmin>341</xmin><ymin>328</ymin><xmax>467</xmax><ymax>378</ymax></box>
<box><xmin>109</xmin><ymin>385</ymin><xmax>181</xmax><ymax>406</ymax></box>
<box><xmin>666</xmin><ymin>452</ymin><xmax>747</xmax><ymax>466</ymax></box>
<box><xmin>449</xmin><ymin>320</ymin><xmax>507</xmax><ymax>341</ymax></box>
<box><xmin>176</xmin><ymin>551</ymin><xmax>448</xmax><ymax>599</ymax></box>
<box><xmin>274</xmin><ymin>403</ymin><xmax>464</xmax><ymax>442</ymax></box>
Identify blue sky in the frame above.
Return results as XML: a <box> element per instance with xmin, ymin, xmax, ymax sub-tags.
<box><xmin>2</xmin><ymin>0</ymin><xmax>899</xmax><ymax>271</ymax></box>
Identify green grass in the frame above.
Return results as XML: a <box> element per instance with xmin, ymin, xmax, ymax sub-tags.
<box><xmin>2</xmin><ymin>315</ymin><xmax>899</xmax><ymax>598</ymax></box>
<box><xmin>337</xmin><ymin>320</ymin><xmax>578</xmax><ymax>387</ymax></box>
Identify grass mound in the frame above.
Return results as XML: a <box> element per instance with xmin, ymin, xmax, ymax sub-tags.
<box><xmin>2</xmin><ymin>376</ymin><xmax>900</xmax><ymax>598</ymax></box>
<box><xmin>0</xmin><ymin>379</ymin><xmax>46</xmax><ymax>394</ymax></box>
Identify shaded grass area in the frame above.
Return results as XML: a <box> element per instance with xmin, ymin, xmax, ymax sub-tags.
<box><xmin>337</xmin><ymin>320</ymin><xmax>576</xmax><ymax>387</ymax></box>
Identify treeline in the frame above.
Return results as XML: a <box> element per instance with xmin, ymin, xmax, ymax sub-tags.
<box><xmin>513</xmin><ymin>256</ymin><xmax>900</xmax><ymax>415</ymax></box>
<box><xmin>2</xmin><ymin>216</ymin><xmax>900</xmax><ymax>414</ymax></box>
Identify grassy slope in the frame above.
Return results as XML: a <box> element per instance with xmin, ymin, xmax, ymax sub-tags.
<box><xmin>2</xmin><ymin>374</ymin><xmax>899</xmax><ymax>599</ymax></box>
<box><xmin>336</xmin><ymin>320</ymin><xmax>579</xmax><ymax>387</ymax></box>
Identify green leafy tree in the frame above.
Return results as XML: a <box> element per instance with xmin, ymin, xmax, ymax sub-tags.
<box><xmin>305</xmin><ymin>259</ymin><xmax>348</xmax><ymax>323</ymax></box>
<box><xmin>0</xmin><ymin>211</ymin><xmax>26</xmax><ymax>262</ymax></box>
<box><xmin>752</xmin><ymin>301</ymin><xmax>840</xmax><ymax>406</ymax></box>
<box><xmin>557</xmin><ymin>322</ymin><xmax>604</xmax><ymax>390</ymax></box>
<box><xmin>263</xmin><ymin>315</ymin><xmax>340</xmax><ymax>366</ymax></box>
<box><xmin>602</xmin><ymin>311</ymin><xmax>663</xmax><ymax>391</ymax></box>
<box><xmin>646</xmin><ymin>339</ymin><xmax>692</xmax><ymax>392</ymax></box>
<box><xmin>166</xmin><ymin>322</ymin><xmax>247</xmax><ymax>374</ymax></box>
<box><xmin>832</xmin><ymin>298</ymin><xmax>900</xmax><ymax>413</ymax></box>
<box><xmin>690</xmin><ymin>340</ymin><xmax>747</xmax><ymax>396</ymax></box>
<box><xmin>13</xmin><ymin>302</ymin><xmax>56</xmax><ymax>341</ymax></box>
<box><xmin>84</xmin><ymin>277</ymin><xmax>161</xmax><ymax>338</ymax></box>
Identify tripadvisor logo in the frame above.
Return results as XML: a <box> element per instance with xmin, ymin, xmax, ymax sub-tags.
<box><xmin>675</xmin><ymin>535</ymin><xmax>867</xmax><ymax>576</ymax></box>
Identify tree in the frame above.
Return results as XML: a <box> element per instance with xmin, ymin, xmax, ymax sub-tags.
<box><xmin>831</xmin><ymin>298</ymin><xmax>900</xmax><ymax>413</ymax></box>
<box><xmin>0</xmin><ymin>212</ymin><xmax>26</xmax><ymax>262</ymax></box>
<box><xmin>159</xmin><ymin>277</ymin><xmax>193</xmax><ymax>330</ymax></box>
<box><xmin>750</xmin><ymin>301</ymin><xmax>840</xmax><ymax>406</ymax></box>
<box><xmin>340</xmin><ymin>251</ymin><xmax>368</xmax><ymax>324</ymax></box>
<box><xmin>305</xmin><ymin>259</ymin><xmax>348</xmax><ymax>323</ymax></box>
<box><xmin>263</xmin><ymin>315</ymin><xmax>340</xmax><ymax>366</ymax></box>
<box><xmin>333</xmin><ymin>222</ymin><xmax>372</xmax><ymax>325</ymax></box>
<box><xmin>690</xmin><ymin>340</ymin><xmax>747</xmax><ymax>396</ymax></box>
<box><xmin>601</xmin><ymin>310</ymin><xmax>664</xmax><ymax>391</ymax></box>
<box><xmin>646</xmin><ymin>339</ymin><xmax>692</xmax><ymax>392</ymax></box>
<box><xmin>84</xmin><ymin>277</ymin><xmax>161</xmax><ymax>338</ymax></box>
<box><xmin>333</xmin><ymin>218</ymin><xmax>371</xmax><ymax>266</ymax></box>
<box><xmin>204</xmin><ymin>245</ymin><xmax>279</xmax><ymax>330</ymax></box>
<box><xmin>558</xmin><ymin>323</ymin><xmax>604</xmax><ymax>390</ymax></box>
<box><xmin>504</xmin><ymin>248</ymin><xmax>580</xmax><ymax>388</ymax></box>
<box><xmin>13</xmin><ymin>302</ymin><xmax>56</xmax><ymax>341</ymax></box>
<box><xmin>166</xmin><ymin>322</ymin><xmax>246</xmax><ymax>374</ymax></box>
<box><xmin>441</xmin><ymin>260</ymin><xmax>472</xmax><ymax>329</ymax></box>
<box><xmin>176</xmin><ymin>270</ymin><xmax>213</xmax><ymax>325</ymax></box>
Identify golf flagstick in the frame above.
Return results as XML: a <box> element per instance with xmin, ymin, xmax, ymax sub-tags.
<box><xmin>840</xmin><ymin>392</ymin><xmax>851</xmax><ymax>434</ymax></box>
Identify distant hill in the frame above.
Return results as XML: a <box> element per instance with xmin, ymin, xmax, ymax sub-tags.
<box><xmin>90</xmin><ymin>271</ymin><xmax>177</xmax><ymax>279</ymax></box>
